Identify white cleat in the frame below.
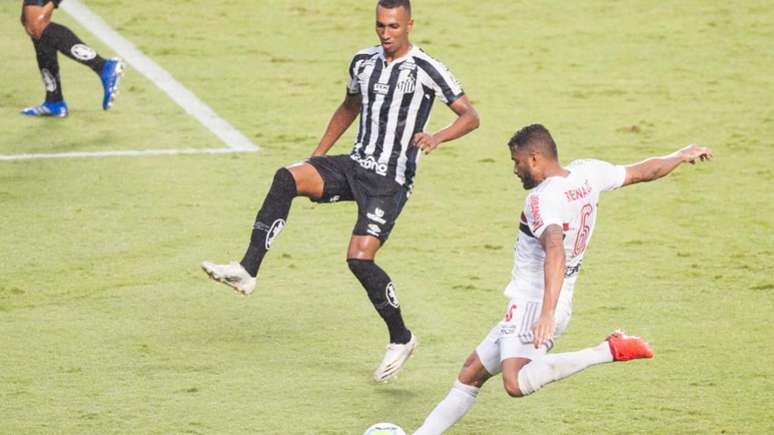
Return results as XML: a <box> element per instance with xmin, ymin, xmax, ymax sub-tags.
<box><xmin>201</xmin><ymin>261</ymin><xmax>256</xmax><ymax>295</ymax></box>
<box><xmin>373</xmin><ymin>332</ymin><xmax>418</xmax><ymax>383</ymax></box>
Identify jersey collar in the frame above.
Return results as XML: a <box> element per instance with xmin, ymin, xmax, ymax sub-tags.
<box><xmin>378</xmin><ymin>44</ymin><xmax>417</xmax><ymax>66</ymax></box>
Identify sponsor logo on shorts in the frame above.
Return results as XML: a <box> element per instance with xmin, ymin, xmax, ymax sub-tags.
<box><xmin>351</xmin><ymin>154</ymin><xmax>388</xmax><ymax>176</ymax></box>
<box><xmin>70</xmin><ymin>44</ymin><xmax>97</xmax><ymax>61</ymax></box>
<box><xmin>367</xmin><ymin>207</ymin><xmax>387</xmax><ymax>224</ymax></box>
<box><xmin>329</xmin><ymin>195</ymin><xmax>341</xmax><ymax>203</ymax></box>
<box><xmin>41</xmin><ymin>68</ymin><xmax>57</xmax><ymax>92</ymax></box>
<box><xmin>367</xmin><ymin>223</ymin><xmax>382</xmax><ymax>237</ymax></box>
<box><xmin>499</xmin><ymin>324</ymin><xmax>517</xmax><ymax>336</ymax></box>
<box><xmin>265</xmin><ymin>218</ymin><xmax>286</xmax><ymax>250</ymax></box>
<box><xmin>565</xmin><ymin>260</ymin><xmax>582</xmax><ymax>278</ymax></box>
<box><xmin>385</xmin><ymin>282</ymin><xmax>400</xmax><ymax>308</ymax></box>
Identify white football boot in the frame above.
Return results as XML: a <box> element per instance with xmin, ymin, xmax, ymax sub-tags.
<box><xmin>201</xmin><ymin>261</ymin><xmax>256</xmax><ymax>295</ymax></box>
<box><xmin>373</xmin><ymin>332</ymin><xmax>418</xmax><ymax>383</ymax></box>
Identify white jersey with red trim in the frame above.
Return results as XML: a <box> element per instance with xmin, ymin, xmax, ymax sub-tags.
<box><xmin>504</xmin><ymin>159</ymin><xmax>627</xmax><ymax>304</ymax></box>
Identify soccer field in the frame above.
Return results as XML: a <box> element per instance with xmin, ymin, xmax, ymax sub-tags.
<box><xmin>1</xmin><ymin>1</ymin><xmax>773</xmax><ymax>433</ymax></box>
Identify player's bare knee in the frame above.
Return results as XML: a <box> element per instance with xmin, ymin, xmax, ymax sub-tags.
<box><xmin>503</xmin><ymin>375</ymin><xmax>525</xmax><ymax>398</ymax></box>
<box><xmin>457</xmin><ymin>373</ymin><xmax>486</xmax><ymax>389</ymax></box>
<box><xmin>21</xmin><ymin>11</ymin><xmax>48</xmax><ymax>39</ymax></box>
<box><xmin>24</xmin><ymin>22</ymin><xmax>45</xmax><ymax>39</ymax></box>
<box><xmin>457</xmin><ymin>352</ymin><xmax>490</xmax><ymax>388</ymax></box>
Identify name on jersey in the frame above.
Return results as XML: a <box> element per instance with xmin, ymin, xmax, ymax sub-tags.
<box><xmin>564</xmin><ymin>180</ymin><xmax>592</xmax><ymax>202</ymax></box>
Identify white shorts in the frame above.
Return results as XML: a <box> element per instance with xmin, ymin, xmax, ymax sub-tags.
<box><xmin>475</xmin><ymin>298</ymin><xmax>572</xmax><ymax>375</ymax></box>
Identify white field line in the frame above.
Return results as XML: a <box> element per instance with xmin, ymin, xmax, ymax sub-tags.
<box><xmin>0</xmin><ymin>148</ymin><xmax>253</xmax><ymax>162</ymax></box>
<box><xmin>1</xmin><ymin>0</ymin><xmax>258</xmax><ymax>162</ymax></box>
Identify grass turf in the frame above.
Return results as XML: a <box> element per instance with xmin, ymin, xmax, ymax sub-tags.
<box><xmin>1</xmin><ymin>1</ymin><xmax>772</xmax><ymax>433</ymax></box>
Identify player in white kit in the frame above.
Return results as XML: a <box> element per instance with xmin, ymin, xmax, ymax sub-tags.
<box><xmin>413</xmin><ymin>124</ymin><xmax>713</xmax><ymax>434</ymax></box>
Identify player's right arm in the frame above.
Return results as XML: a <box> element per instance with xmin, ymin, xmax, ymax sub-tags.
<box><xmin>622</xmin><ymin>144</ymin><xmax>713</xmax><ymax>186</ymax></box>
<box><xmin>311</xmin><ymin>93</ymin><xmax>361</xmax><ymax>157</ymax></box>
<box><xmin>532</xmin><ymin>223</ymin><xmax>566</xmax><ymax>349</ymax></box>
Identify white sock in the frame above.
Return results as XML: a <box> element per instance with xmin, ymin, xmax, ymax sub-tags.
<box><xmin>413</xmin><ymin>380</ymin><xmax>480</xmax><ymax>435</ymax></box>
<box><xmin>517</xmin><ymin>341</ymin><xmax>613</xmax><ymax>395</ymax></box>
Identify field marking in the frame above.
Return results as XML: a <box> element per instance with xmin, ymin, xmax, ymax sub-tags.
<box><xmin>1</xmin><ymin>0</ymin><xmax>258</xmax><ymax>162</ymax></box>
<box><xmin>0</xmin><ymin>148</ymin><xmax>252</xmax><ymax>162</ymax></box>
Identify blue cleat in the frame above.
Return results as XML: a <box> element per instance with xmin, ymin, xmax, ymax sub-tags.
<box><xmin>100</xmin><ymin>58</ymin><xmax>124</xmax><ymax>110</ymax></box>
<box><xmin>21</xmin><ymin>101</ymin><xmax>69</xmax><ymax>118</ymax></box>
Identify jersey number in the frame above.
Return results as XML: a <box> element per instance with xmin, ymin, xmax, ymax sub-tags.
<box><xmin>572</xmin><ymin>204</ymin><xmax>593</xmax><ymax>256</ymax></box>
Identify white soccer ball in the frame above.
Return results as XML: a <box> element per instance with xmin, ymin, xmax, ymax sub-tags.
<box><xmin>363</xmin><ymin>422</ymin><xmax>407</xmax><ymax>435</ymax></box>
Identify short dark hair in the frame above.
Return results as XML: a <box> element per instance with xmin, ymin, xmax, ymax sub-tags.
<box><xmin>377</xmin><ymin>0</ymin><xmax>411</xmax><ymax>15</ymax></box>
<box><xmin>508</xmin><ymin>124</ymin><xmax>558</xmax><ymax>159</ymax></box>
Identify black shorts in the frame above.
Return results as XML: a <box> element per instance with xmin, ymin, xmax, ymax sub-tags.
<box><xmin>23</xmin><ymin>0</ymin><xmax>60</xmax><ymax>7</ymax></box>
<box><xmin>307</xmin><ymin>154</ymin><xmax>411</xmax><ymax>244</ymax></box>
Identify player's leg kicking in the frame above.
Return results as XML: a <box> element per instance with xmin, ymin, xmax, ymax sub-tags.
<box><xmin>20</xmin><ymin>0</ymin><xmax>123</xmax><ymax>117</ymax></box>
<box><xmin>413</xmin><ymin>301</ymin><xmax>653</xmax><ymax>435</ymax></box>
<box><xmin>203</xmin><ymin>156</ymin><xmax>417</xmax><ymax>381</ymax></box>
<box><xmin>201</xmin><ymin>162</ymin><xmax>308</xmax><ymax>295</ymax></box>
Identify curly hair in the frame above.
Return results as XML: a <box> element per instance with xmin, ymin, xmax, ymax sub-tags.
<box><xmin>507</xmin><ymin>124</ymin><xmax>558</xmax><ymax>159</ymax></box>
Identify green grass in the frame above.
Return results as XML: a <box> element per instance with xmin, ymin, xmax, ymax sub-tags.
<box><xmin>1</xmin><ymin>1</ymin><xmax>773</xmax><ymax>433</ymax></box>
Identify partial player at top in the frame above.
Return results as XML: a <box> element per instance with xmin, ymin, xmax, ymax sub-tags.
<box><xmin>20</xmin><ymin>0</ymin><xmax>123</xmax><ymax>117</ymax></box>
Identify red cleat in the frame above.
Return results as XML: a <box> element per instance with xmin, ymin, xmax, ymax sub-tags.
<box><xmin>606</xmin><ymin>330</ymin><xmax>654</xmax><ymax>361</ymax></box>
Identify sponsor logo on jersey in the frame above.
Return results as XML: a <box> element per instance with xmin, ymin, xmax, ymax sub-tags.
<box><xmin>385</xmin><ymin>282</ymin><xmax>400</xmax><ymax>308</ymax></box>
<box><xmin>373</xmin><ymin>82</ymin><xmax>390</xmax><ymax>95</ymax></box>
<box><xmin>367</xmin><ymin>223</ymin><xmax>382</xmax><ymax>237</ymax></box>
<box><xmin>564</xmin><ymin>180</ymin><xmax>593</xmax><ymax>202</ymax></box>
<box><xmin>265</xmin><ymin>218</ymin><xmax>286</xmax><ymax>250</ymax></box>
<box><xmin>41</xmin><ymin>68</ymin><xmax>57</xmax><ymax>92</ymax></box>
<box><xmin>398</xmin><ymin>61</ymin><xmax>416</xmax><ymax>71</ymax></box>
<box><xmin>367</xmin><ymin>207</ymin><xmax>387</xmax><ymax>224</ymax></box>
<box><xmin>529</xmin><ymin>195</ymin><xmax>543</xmax><ymax>231</ymax></box>
<box><xmin>70</xmin><ymin>44</ymin><xmax>97</xmax><ymax>61</ymax></box>
<box><xmin>443</xmin><ymin>64</ymin><xmax>463</xmax><ymax>88</ymax></box>
<box><xmin>351</xmin><ymin>154</ymin><xmax>388</xmax><ymax>176</ymax></box>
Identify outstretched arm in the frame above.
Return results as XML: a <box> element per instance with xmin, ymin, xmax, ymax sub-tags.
<box><xmin>311</xmin><ymin>93</ymin><xmax>361</xmax><ymax>157</ymax></box>
<box><xmin>532</xmin><ymin>224</ymin><xmax>566</xmax><ymax>349</ymax></box>
<box><xmin>413</xmin><ymin>95</ymin><xmax>480</xmax><ymax>154</ymax></box>
<box><xmin>623</xmin><ymin>144</ymin><xmax>713</xmax><ymax>186</ymax></box>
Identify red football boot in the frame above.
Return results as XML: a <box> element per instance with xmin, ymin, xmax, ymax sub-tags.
<box><xmin>607</xmin><ymin>330</ymin><xmax>654</xmax><ymax>361</ymax></box>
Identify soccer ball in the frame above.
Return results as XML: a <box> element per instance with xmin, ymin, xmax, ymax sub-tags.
<box><xmin>363</xmin><ymin>422</ymin><xmax>407</xmax><ymax>435</ymax></box>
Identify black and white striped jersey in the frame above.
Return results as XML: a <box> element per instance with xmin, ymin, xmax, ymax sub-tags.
<box><xmin>346</xmin><ymin>45</ymin><xmax>464</xmax><ymax>187</ymax></box>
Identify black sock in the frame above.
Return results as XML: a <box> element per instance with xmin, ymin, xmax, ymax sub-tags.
<box><xmin>39</xmin><ymin>22</ymin><xmax>105</xmax><ymax>74</ymax></box>
<box><xmin>240</xmin><ymin>168</ymin><xmax>297</xmax><ymax>277</ymax></box>
<box><xmin>32</xmin><ymin>38</ymin><xmax>63</xmax><ymax>102</ymax></box>
<box><xmin>347</xmin><ymin>259</ymin><xmax>411</xmax><ymax>344</ymax></box>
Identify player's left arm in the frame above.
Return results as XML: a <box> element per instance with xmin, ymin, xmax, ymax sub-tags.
<box><xmin>533</xmin><ymin>223</ymin><xmax>566</xmax><ymax>349</ymax></box>
<box><xmin>413</xmin><ymin>95</ymin><xmax>479</xmax><ymax>154</ymax></box>
<box><xmin>622</xmin><ymin>144</ymin><xmax>713</xmax><ymax>186</ymax></box>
